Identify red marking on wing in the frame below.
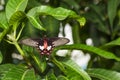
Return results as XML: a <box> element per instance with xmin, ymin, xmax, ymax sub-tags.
<box><xmin>44</xmin><ymin>39</ymin><xmax>48</xmax><ymax>49</ymax></box>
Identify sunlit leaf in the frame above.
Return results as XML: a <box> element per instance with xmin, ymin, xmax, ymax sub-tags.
<box><xmin>35</xmin><ymin>6</ymin><xmax>77</xmax><ymax>20</ymax></box>
<box><xmin>52</xmin><ymin>57</ymin><xmax>90</xmax><ymax>80</ymax></box>
<box><xmin>0</xmin><ymin>12</ymin><xmax>9</xmax><ymax>42</ymax></box>
<box><xmin>9</xmin><ymin>11</ymin><xmax>26</xmax><ymax>25</ymax></box>
<box><xmin>57</xmin><ymin>75</ymin><xmax>69</xmax><ymax>80</ymax></box>
<box><xmin>53</xmin><ymin>44</ymin><xmax>120</xmax><ymax>61</ymax></box>
<box><xmin>77</xmin><ymin>17</ymin><xmax>86</xmax><ymax>26</ymax></box>
<box><xmin>0</xmin><ymin>64</ymin><xmax>15</xmax><ymax>79</ymax></box>
<box><xmin>27</xmin><ymin>5</ymin><xmax>85</xmax><ymax>30</ymax></box>
<box><xmin>62</xmin><ymin>59</ymin><xmax>91</xmax><ymax>80</ymax></box>
<box><xmin>26</xmin><ymin>7</ymin><xmax>45</xmax><ymax>31</ymax></box>
<box><xmin>0</xmin><ymin>12</ymin><xmax>8</xmax><ymax>29</ymax></box>
<box><xmin>0</xmin><ymin>64</ymin><xmax>36</xmax><ymax>80</ymax></box>
<box><xmin>6</xmin><ymin>0</ymin><xmax>28</xmax><ymax>21</ymax></box>
<box><xmin>22</xmin><ymin>69</ymin><xmax>36</xmax><ymax>80</ymax></box>
<box><xmin>87</xmin><ymin>68</ymin><xmax>120</xmax><ymax>80</ymax></box>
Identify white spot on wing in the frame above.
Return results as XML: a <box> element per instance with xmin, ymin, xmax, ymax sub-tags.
<box><xmin>39</xmin><ymin>46</ymin><xmax>44</xmax><ymax>50</ymax></box>
<box><xmin>47</xmin><ymin>46</ymin><xmax>52</xmax><ymax>50</ymax></box>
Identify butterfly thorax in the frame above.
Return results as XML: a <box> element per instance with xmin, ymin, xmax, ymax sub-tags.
<box><xmin>38</xmin><ymin>38</ymin><xmax>54</xmax><ymax>55</ymax></box>
<box><xmin>43</xmin><ymin>38</ymin><xmax>48</xmax><ymax>49</ymax></box>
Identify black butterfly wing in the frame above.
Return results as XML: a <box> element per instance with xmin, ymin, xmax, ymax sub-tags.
<box><xmin>20</xmin><ymin>37</ymin><xmax>69</xmax><ymax>47</ymax></box>
<box><xmin>20</xmin><ymin>38</ymin><xmax>41</xmax><ymax>47</ymax></box>
<box><xmin>50</xmin><ymin>37</ymin><xmax>70</xmax><ymax>47</ymax></box>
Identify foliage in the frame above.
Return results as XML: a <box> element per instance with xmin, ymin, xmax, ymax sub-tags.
<box><xmin>0</xmin><ymin>0</ymin><xmax>120</xmax><ymax>80</ymax></box>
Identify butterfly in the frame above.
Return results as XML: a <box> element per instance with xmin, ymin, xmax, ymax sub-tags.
<box><xmin>20</xmin><ymin>37</ymin><xmax>70</xmax><ymax>55</ymax></box>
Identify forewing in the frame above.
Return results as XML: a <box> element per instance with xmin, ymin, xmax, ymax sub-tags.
<box><xmin>52</xmin><ymin>37</ymin><xmax>69</xmax><ymax>47</ymax></box>
<box><xmin>20</xmin><ymin>38</ymin><xmax>39</xmax><ymax>47</ymax></box>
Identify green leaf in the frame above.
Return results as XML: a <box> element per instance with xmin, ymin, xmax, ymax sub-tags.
<box><xmin>22</xmin><ymin>69</ymin><xmax>36</xmax><ymax>80</ymax></box>
<box><xmin>87</xmin><ymin>68</ymin><xmax>120</xmax><ymax>80</ymax></box>
<box><xmin>26</xmin><ymin>7</ymin><xmax>46</xmax><ymax>31</ymax></box>
<box><xmin>77</xmin><ymin>17</ymin><xmax>86</xmax><ymax>26</ymax></box>
<box><xmin>6</xmin><ymin>0</ymin><xmax>28</xmax><ymax>21</ymax></box>
<box><xmin>9</xmin><ymin>11</ymin><xmax>26</xmax><ymax>25</ymax></box>
<box><xmin>22</xmin><ymin>45</ymin><xmax>47</xmax><ymax>72</ymax></box>
<box><xmin>36</xmin><ymin>74</ymin><xmax>42</xmax><ymax>80</ymax></box>
<box><xmin>108</xmin><ymin>0</ymin><xmax>120</xmax><ymax>28</ymax></box>
<box><xmin>86</xmin><ymin>4</ymin><xmax>109</xmax><ymax>34</ymax></box>
<box><xmin>33</xmin><ymin>55</ymin><xmax>47</xmax><ymax>73</ymax></box>
<box><xmin>57</xmin><ymin>75</ymin><xmax>69</xmax><ymax>80</ymax></box>
<box><xmin>0</xmin><ymin>64</ymin><xmax>15</xmax><ymax>79</ymax></box>
<box><xmin>41</xmin><ymin>16</ymin><xmax>60</xmax><ymax>37</ymax></box>
<box><xmin>0</xmin><ymin>12</ymin><xmax>8</xmax><ymax>29</ymax></box>
<box><xmin>0</xmin><ymin>64</ymin><xmax>36</xmax><ymax>80</ymax></box>
<box><xmin>27</xmin><ymin>5</ymin><xmax>85</xmax><ymax>30</ymax></box>
<box><xmin>0</xmin><ymin>28</ymin><xmax>9</xmax><ymax>42</ymax></box>
<box><xmin>46</xmin><ymin>70</ymin><xmax>57</xmax><ymax>80</ymax></box>
<box><xmin>0</xmin><ymin>12</ymin><xmax>9</xmax><ymax>42</ymax></box>
<box><xmin>62</xmin><ymin>59</ymin><xmax>91</xmax><ymax>80</ymax></box>
<box><xmin>101</xmin><ymin>37</ymin><xmax>120</xmax><ymax>49</ymax></box>
<box><xmin>0</xmin><ymin>51</ymin><xmax>3</xmax><ymax>64</ymax></box>
<box><xmin>52</xmin><ymin>57</ymin><xmax>90</xmax><ymax>80</ymax></box>
<box><xmin>36</xmin><ymin>6</ymin><xmax>77</xmax><ymax>20</ymax></box>
<box><xmin>62</xmin><ymin>0</ymin><xmax>80</xmax><ymax>10</ymax></box>
<box><xmin>53</xmin><ymin>44</ymin><xmax>120</xmax><ymax>61</ymax></box>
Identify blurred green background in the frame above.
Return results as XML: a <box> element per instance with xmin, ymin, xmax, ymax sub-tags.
<box><xmin>1</xmin><ymin>0</ymin><xmax>120</xmax><ymax>79</ymax></box>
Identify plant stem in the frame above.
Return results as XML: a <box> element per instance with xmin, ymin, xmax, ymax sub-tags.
<box><xmin>16</xmin><ymin>23</ymin><xmax>25</xmax><ymax>40</ymax></box>
<box><xmin>14</xmin><ymin>42</ymin><xmax>31</xmax><ymax>66</ymax></box>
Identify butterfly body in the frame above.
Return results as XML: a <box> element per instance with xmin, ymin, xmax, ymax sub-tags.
<box><xmin>37</xmin><ymin>38</ymin><xmax>54</xmax><ymax>55</ymax></box>
<box><xmin>20</xmin><ymin>37</ymin><xmax>69</xmax><ymax>55</ymax></box>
